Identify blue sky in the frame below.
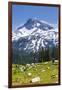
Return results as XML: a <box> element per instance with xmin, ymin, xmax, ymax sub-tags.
<box><xmin>12</xmin><ymin>4</ymin><xmax>59</xmax><ymax>31</ymax></box>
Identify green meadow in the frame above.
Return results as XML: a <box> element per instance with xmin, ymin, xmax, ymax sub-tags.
<box><xmin>12</xmin><ymin>61</ymin><xmax>59</xmax><ymax>86</ymax></box>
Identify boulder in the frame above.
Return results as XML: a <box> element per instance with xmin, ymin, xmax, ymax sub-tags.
<box><xmin>26</xmin><ymin>64</ymin><xmax>30</xmax><ymax>67</ymax></box>
<box><xmin>20</xmin><ymin>67</ymin><xmax>24</xmax><ymax>72</ymax></box>
<box><xmin>44</xmin><ymin>62</ymin><xmax>48</xmax><ymax>64</ymax></box>
<box><xmin>31</xmin><ymin>77</ymin><xmax>40</xmax><ymax>83</ymax></box>
<box><xmin>31</xmin><ymin>63</ymin><xmax>35</xmax><ymax>66</ymax></box>
<box><xmin>20</xmin><ymin>66</ymin><xmax>25</xmax><ymax>72</ymax></box>
<box><xmin>55</xmin><ymin>60</ymin><xmax>58</xmax><ymax>63</ymax></box>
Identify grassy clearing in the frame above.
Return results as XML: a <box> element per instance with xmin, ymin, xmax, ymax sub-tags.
<box><xmin>12</xmin><ymin>61</ymin><xmax>59</xmax><ymax>86</ymax></box>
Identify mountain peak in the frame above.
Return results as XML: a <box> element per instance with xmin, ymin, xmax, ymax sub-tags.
<box><xmin>24</xmin><ymin>18</ymin><xmax>39</xmax><ymax>30</ymax></box>
<box><xmin>23</xmin><ymin>18</ymin><xmax>54</xmax><ymax>30</ymax></box>
<box><xmin>17</xmin><ymin>18</ymin><xmax>54</xmax><ymax>31</ymax></box>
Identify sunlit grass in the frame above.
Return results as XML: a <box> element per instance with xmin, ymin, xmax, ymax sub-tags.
<box><xmin>12</xmin><ymin>60</ymin><xmax>59</xmax><ymax>86</ymax></box>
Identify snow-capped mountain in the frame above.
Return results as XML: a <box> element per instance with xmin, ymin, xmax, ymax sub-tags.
<box><xmin>12</xmin><ymin>18</ymin><xmax>58</xmax><ymax>53</ymax></box>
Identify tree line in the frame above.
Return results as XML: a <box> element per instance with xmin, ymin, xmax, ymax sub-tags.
<box><xmin>12</xmin><ymin>46</ymin><xmax>59</xmax><ymax>64</ymax></box>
